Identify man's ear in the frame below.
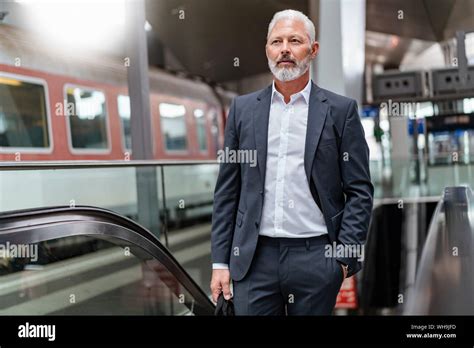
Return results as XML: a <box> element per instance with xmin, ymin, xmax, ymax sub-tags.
<box><xmin>311</xmin><ymin>42</ymin><xmax>319</xmax><ymax>59</ymax></box>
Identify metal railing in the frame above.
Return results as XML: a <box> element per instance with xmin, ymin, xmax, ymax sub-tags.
<box><xmin>405</xmin><ymin>186</ymin><xmax>474</xmax><ymax>314</ymax></box>
<box><xmin>0</xmin><ymin>160</ymin><xmax>221</xmax><ymax>294</ymax></box>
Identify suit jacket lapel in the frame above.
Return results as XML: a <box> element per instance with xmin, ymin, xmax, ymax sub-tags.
<box><xmin>253</xmin><ymin>85</ymin><xmax>272</xmax><ymax>184</ymax></box>
<box><xmin>304</xmin><ymin>83</ymin><xmax>329</xmax><ymax>182</ymax></box>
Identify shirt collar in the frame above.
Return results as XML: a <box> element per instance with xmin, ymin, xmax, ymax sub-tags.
<box><xmin>271</xmin><ymin>79</ymin><xmax>312</xmax><ymax>105</ymax></box>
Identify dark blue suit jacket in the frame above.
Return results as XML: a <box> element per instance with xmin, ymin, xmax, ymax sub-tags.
<box><xmin>211</xmin><ymin>81</ymin><xmax>374</xmax><ymax>281</ymax></box>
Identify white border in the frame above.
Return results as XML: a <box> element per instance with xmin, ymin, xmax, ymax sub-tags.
<box><xmin>63</xmin><ymin>83</ymin><xmax>112</xmax><ymax>155</ymax></box>
<box><xmin>0</xmin><ymin>71</ymin><xmax>54</xmax><ymax>154</ymax></box>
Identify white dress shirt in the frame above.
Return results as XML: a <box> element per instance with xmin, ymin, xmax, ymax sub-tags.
<box><xmin>212</xmin><ymin>80</ymin><xmax>327</xmax><ymax>270</ymax></box>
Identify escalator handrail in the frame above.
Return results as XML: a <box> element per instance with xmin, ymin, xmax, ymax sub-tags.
<box><xmin>405</xmin><ymin>186</ymin><xmax>474</xmax><ymax>314</ymax></box>
<box><xmin>0</xmin><ymin>205</ymin><xmax>215</xmax><ymax>315</ymax></box>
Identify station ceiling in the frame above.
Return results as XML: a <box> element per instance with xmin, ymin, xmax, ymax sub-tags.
<box><xmin>145</xmin><ymin>0</ymin><xmax>308</xmax><ymax>83</ymax></box>
<box><xmin>366</xmin><ymin>0</ymin><xmax>474</xmax><ymax>42</ymax></box>
<box><xmin>145</xmin><ymin>0</ymin><xmax>474</xmax><ymax>83</ymax></box>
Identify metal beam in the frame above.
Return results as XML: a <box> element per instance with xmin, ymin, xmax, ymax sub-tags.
<box><xmin>125</xmin><ymin>0</ymin><xmax>160</xmax><ymax>236</ymax></box>
<box><xmin>126</xmin><ymin>0</ymin><xmax>153</xmax><ymax>160</ymax></box>
<box><xmin>456</xmin><ymin>31</ymin><xmax>468</xmax><ymax>87</ymax></box>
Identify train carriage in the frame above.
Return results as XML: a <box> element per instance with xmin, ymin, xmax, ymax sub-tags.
<box><xmin>0</xmin><ymin>24</ymin><xmax>235</xmax><ymax>225</ymax></box>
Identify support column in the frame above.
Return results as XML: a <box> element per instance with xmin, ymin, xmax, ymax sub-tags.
<box><xmin>125</xmin><ymin>0</ymin><xmax>160</xmax><ymax>236</ymax></box>
<box><xmin>310</xmin><ymin>0</ymin><xmax>366</xmax><ymax>105</ymax></box>
<box><xmin>126</xmin><ymin>0</ymin><xmax>153</xmax><ymax>160</ymax></box>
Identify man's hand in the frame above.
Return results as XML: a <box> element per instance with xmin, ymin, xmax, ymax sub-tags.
<box><xmin>210</xmin><ymin>269</ymin><xmax>232</xmax><ymax>303</ymax></box>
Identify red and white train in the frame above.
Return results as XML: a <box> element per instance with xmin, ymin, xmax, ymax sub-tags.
<box><xmin>0</xmin><ymin>24</ymin><xmax>235</xmax><ymax>162</ymax></box>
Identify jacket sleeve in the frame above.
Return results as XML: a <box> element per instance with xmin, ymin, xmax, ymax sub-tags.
<box><xmin>211</xmin><ymin>98</ymin><xmax>241</xmax><ymax>265</ymax></box>
<box><xmin>336</xmin><ymin>100</ymin><xmax>374</xmax><ymax>277</ymax></box>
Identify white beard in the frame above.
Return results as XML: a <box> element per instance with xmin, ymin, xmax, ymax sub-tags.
<box><xmin>268</xmin><ymin>54</ymin><xmax>311</xmax><ymax>82</ymax></box>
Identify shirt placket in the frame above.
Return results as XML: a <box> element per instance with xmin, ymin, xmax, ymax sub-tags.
<box><xmin>273</xmin><ymin>101</ymin><xmax>293</xmax><ymax>235</ymax></box>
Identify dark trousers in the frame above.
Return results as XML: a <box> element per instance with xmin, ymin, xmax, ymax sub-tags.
<box><xmin>233</xmin><ymin>234</ymin><xmax>344</xmax><ymax>315</ymax></box>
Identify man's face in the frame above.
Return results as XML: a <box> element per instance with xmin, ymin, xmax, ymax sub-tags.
<box><xmin>266</xmin><ymin>19</ymin><xmax>318</xmax><ymax>82</ymax></box>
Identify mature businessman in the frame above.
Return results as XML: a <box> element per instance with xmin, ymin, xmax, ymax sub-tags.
<box><xmin>210</xmin><ymin>9</ymin><xmax>373</xmax><ymax>315</ymax></box>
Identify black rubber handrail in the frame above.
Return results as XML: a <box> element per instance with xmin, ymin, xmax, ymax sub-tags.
<box><xmin>0</xmin><ymin>160</ymin><xmax>218</xmax><ymax>170</ymax></box>
<box><xmin>0</xmin><ymin>205</ymin><xmax>215</xmax><ymax>315</ymax></box>
<box><xmin>405</xmin><ymin>186</ymin><xmax>474</xmax><ymax>314</ymax></box>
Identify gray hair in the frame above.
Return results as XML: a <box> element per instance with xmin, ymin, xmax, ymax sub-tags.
<box><xmin>267</xmin><ymin>9</ymin><xmax>316</xmax><ymax>44</ymax></box>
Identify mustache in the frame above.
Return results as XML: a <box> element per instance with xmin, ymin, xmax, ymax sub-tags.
<box><xmin>277</xmin><ymin>56</ymin><xmax>296</xmax><ymax>64</ymax></box>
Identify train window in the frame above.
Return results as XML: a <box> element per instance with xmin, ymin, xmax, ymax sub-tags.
<box><xmin>209</xmin><ymin>108</ymin><xmax>220</xmax><ymax>155</ymax></box>
<box><xmin>0</xmin><ymin>76</ymin><xmax>50</xmax><ymax>148</ymax></box>
<box><xmin>117</xmin><ymin>95</ymin><xmax>131</xmax><ymax>150</ymax></box>
<box><xmin>159</xmin><ymin>102</ymin><xmax>188</xmax><ymax>151</ymax></box>
<box><xmin>194</xmin><ymin>109</ymin><xmax>208</xmax><ymax>152</ymax></box>
<box><xmin>66</xmin><ymin>86</ymin><xmax>108</xmax><ymax>150</ymax></box>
